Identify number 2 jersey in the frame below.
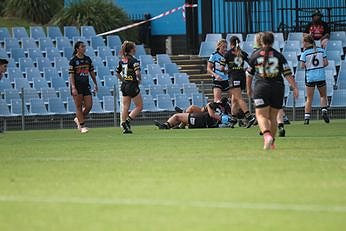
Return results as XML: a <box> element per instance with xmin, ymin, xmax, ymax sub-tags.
<box><xmin>300</xmin><ymin>46</ymin><xmax>327</xmax><ymax>83</ymax></box>
<box><xmin>116</xmin><ymin>55</ymin><xmax>141</xmax><ymax>83</ymax></box>
<box><xmin>247</xmin><ymin>47</ymin><xmax>292</xmax><ymax>82</ymax></box>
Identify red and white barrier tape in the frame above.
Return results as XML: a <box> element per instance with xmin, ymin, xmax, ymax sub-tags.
<box><xmin>97</xmin><ymin>4</ymin><xmax>198</xmax><ymax>36</ymax></box>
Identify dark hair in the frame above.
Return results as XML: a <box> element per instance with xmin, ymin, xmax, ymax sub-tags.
<box><xmin>73</xmin><ymin>41</ymin><xmax>85</xmax><ymax>56</ymax></box>
<box><xmin>120</xmin><ymin>41</ymin><xmax>136</xmax><ymax>58</ymax></box>
<box><xmin>261</xmin><ymin>32</ymin><xmax>274</xmax><ymax>75</ymax></box>
<box><xmin>229</xmin><ymin>36</ymin><xmax>242</xmax><ymax>58</ymax></box>
<box><xmin>0</xmin><ymin>59</ymin><xmax>9</xmax><ymax>65</ymax></box>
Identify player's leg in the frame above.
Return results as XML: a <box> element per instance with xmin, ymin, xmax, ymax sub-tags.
<box><xmin>213</xmin><ymin>87</ymin><xmax>222</xmax><ymax>102</ymax></box>
<box><xmin>128</xmin><ymin>93</ymin><xmax>143</xmax><ymax>121</ymax></box>
<box><xmin>231</xmin><ymin>87</ymin><xmax>255</xmax><ymax>128</ymax></box>
<box><xmin>121</xmin><ymin>96</ymin><xmax>132</xmax><ymax>133</ymax></box>
<box><xmin>304</xmin><ymin>85</ymin><xmax>314</xmax><ymax>125</ymax></box>
<box><xmin>317</xmin><ymin>83</ymin><xmax>329</xmax><ymax>123</ymax></box>
<box><xmin>73</xmin><ymin>94</ymin><xmax>84</xmax><ymax>131</ymax></box>
<box><xmin>154</xmin><ymin>113</ymin><xmax>189</xmax><ymax>129</ymax></box>
<box><xmin>277</xmin><ymin>109</ymin><xmax>285</xmax><ymax>137</ymax></box>
<box><xmin>186</xmin><ymin>105</ymin><xmax>202</xmax><ymax>113</ymax></box>
<box><xmin>256</xmin><ymin>106</ymin><xmax>273</xmax><ymax>150</ymax></box>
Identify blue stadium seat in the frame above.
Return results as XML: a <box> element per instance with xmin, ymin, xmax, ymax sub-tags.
<box><xmin>326</xmin><ymin>40</ymin><xmax>344</xmax><ymax>56</ymax></box>
<box><xmin>92</xmin><ymin>56</ymin><xmax>104</xmax><ymax>68</ymax></box>
<box><xmin>21</xmin><ymin>38</ymin><xmax>37</xmax><ymax>50</ymax></box>
<box><xmin>226</xmin><ymin>33</ymin><xmax>244</xmax><ymax>42</ymax></box>
<box><xmin>135</xmin><ymin>44</ymin><xmax>146</xmax><ymax>57</ymax></box>
<box><xmin>330</xmin><ymin>90</ymin><xmax>346</xmax><ymax>107</ymax></box>
<box><xmin>63</xmin><ymin>47</ymin><xmax>73</xmax><ymax>60</ymax></box>
<box><xmin>67</xmin><ymin>97</ymin><xmax>76</xmax><ymax>113</ymax></box>
<box><xmin>94</xmin><ymin>66</ymin><xmax>109</xmax><ymax>80</ymax></box>
<box><xmin>103</xmin><ymin>75</ymin><xmax>118</xmax><ymax>88</ymax></box>
<box><xmin>23</xmin><ymin>88</ymin><xmax>39</xmax><ymax>103</ymax></box>
<box><xmin>166</xmin><ymin>85</ymin><xmax>182</xmax><ymax>97</ymax></box>
<box><xmin>43</xmin><ymin>67</ymin><xmax>60</xmax><ymax>80</ymax></box>
<box><xmin>72</xmin><ymin>36</ymin><xmax>88</xmax><ymax>45</ymax></box>
<box><xmin>199</xmin><ymin>41</ymin><xmax>216</xmax><ymax>58</ymax></box>
<box><xmin>81</xmin><ymin>26</ymin><xmax>96</xmax><ymax>40</ymax></box>
<box><xmin>33</xmin><ymin>78</ymin><xmax>49</xmax><ymax>90</ymax></box>
<box><xmin>0</xmin><ymin>27</ymin><xmax>11</xmax><ymax>43</ymax></box>
<box><xmin>48</xmin><ymin>98</ymin><xmax>68</xmax><ymax>114</ymax></box>
<box><xmin>174</xmin><ymin>94</ymin><xmax>190</xmax><ymax>109</ymax></box>
<box><xmin>274</xmin><ymin>33</ymin><xmax>285</xmax><ymax>48</ymax></box>
<box><xmin>139</xmin><ymin>55</ymin><xmax>154</xmax><ymax>68</ymax></box>
<box><xmin>39</xmin><ymin>37</ymin><xmax>54</xmax><ymax>51</ymax></box>
<box><xmin>7</xmin><ymin>58</ymin><xmax>16</xmax><ymax>68</ymax></box>
<box><xmin>330</xmin><ymin>31</ymin><xmax>346</xmax><ymax>47</ymax></box>
<box><xmin>0</xmin><ymin>78</ymin><xmax>12</xmax><ymax>91</ymax></box>
<box><xmin>56</xmin><ymin>37</ymin><xmax>72</xmax><ymax>52</ymax></box>
<box><xmin>174</xmin><ymin>73</ymin><xmax>190</xmax><ymax>85</ymax></box>
<box><xmin>30</xmin><ymin>98</ymin><xmax>50</xmax><ymax>115</ymax></box>
<box><xmin>156</xmin><ymin>74</ymin><xmax>172</xmax><ymax>86</ymax></box>
<box><xmin>5</xmin><ymin>89</ymin><xmax>21</xmax><ymax>104</ymax></box>
<box><xmin>141</xmin><ymin>74</ymin><xmax>154</xmax><ymax>87</ymax></box>
<box><xmin>105</xmin><ymin>56</ymin><xmax>119</xmax><ymax>71</ymax></box>
<box><xmin>287</xmin><ymin>32</ymin><xmax>303</xmax><ymax>41</ymax></box>
<box><xmin>156</xmin><ymin>54</ymin><xmax>172</xmax><ymax>67</ymax></box>
<box><xmin>285</xmin><ymin>91</ymin><xmax>305</xmax><ymax>108</ymax></box>
<box><xmin>11</xmin><ymin>99</ymin><xmax>30</xmax><ymax>115</ymax></box>
<box><xmin>97</xmin><ymin>46</ymin><xmax>112</xmax><ymax>60</ymax></box>
<box><xmin>295</xmin><ymin>70</ymin><xmax>305</xmax><ymax>82</ymax></box>
<box><xmin>47</xmin><ymin>26</ymin><xmax>63</xmax><ymax>41</ymax></box>
<box><xmin>91</xmin><ymin>97</ymin><xmax>104</xmax><ymax>113</ymax></box>
<box><xmin>107</xmin><ymin>35</ymin><xmax>122</xmax><ymax>50</ymax></box>
<box><xmin>7</xmin><ymin>67</ymin><xmax>24</xmax><ymax>82</ymax></box>
<box><xmin>103</xmin><ymin>96</ymin><xmax>117</xmax><ymax>113</ymax></box>
<box><xmin>150</xmin><ymin>85</ymin><xmax>165</xmax><ymax>98</ymax></box>
<box><xmin>326</xmin><ymin>50</ymin><xmax>342</xmax><ymax>66</ymax></box>
<box><xmin>325</xmin><ymin>60</ymin><xmax>337</xmax><ymax>76</ymax></box>
<box><xmin>28</xmin><ymin>48</ymin><xmax>43</xmax><ymax>60</ymax></box>
<box><xmin>191</xmin><ymin>93</ymin><xmax>206</xmax><ymax>107</ymax></box>
<box><xmin>0</xmin><ymin>99</ymin><xmax>11</xmax><ymax>116</ymax></box>
<box><xmin>283</xmin><ymin>51</ymin><xmax>298</xmax><ymax>68</ymax></box>
<box><xmin>85</xmin><ymin>46</ymin><xmax>96</xmax><ymax>58</ymax></box>
<box><xmin>205</xmin><ymin>33</ymin><xmax>222</xmax><ymax>42</ymax></box>
<box><xmin>0</xmin><ymin>48</ymin><xmax>8</xmax><ymax>59</ymax></box>
<box><xmin>10</xmin><ymin>48</ymin><xmax>26</xmax><ymax>62</ymax></box>
<box><xmin>30</xmin><ymin>26</ymin><xmax>46</xmax><ymax>41</ymax></box>
<box><xmin>311</xmin><ymin>90</ymin><xmax>323</xmax><ymax>108</ymax></box>
<box><xmin>64</xmin><ymin>26</ymin><xmax>80</xmax><ymax>40</ymax></box>
<box><xmin>41</xmin><ymin>88</ymin><xmax>58</xmax><ymax>103</ymax></box>
<box><xmin>59</xmin><ymin>67</ymin><xmax>69</xmax><ymax>81</ymax></box>
<box><xmin>51</xmin><ymin>76</ymin><xmax>67</xmax><ymax>89</ymax></box>
<box><xmin>147</xmin><ymin>64</ymin><xmax>163</xmax><ymax>75</ymax></box>
<box><xmin>45</xmin><ymin>47</ymin><xmax>61</xmax><ymax>61</ymax></box>
<box><xmin>156</xmin><ymin>94</ymin><xmax>174</xmax><ymax>111</ymax></box>
<box><xmin>58</xmin><ymin>87</ymin><xmax>70</xmax><ymax>102</ymax></box>
<box><xmin>54</xmin><ymin>57</ymin><xmax>69</xmax><ymax>69</ymax></box>
<box><xmin>5</xmin><ymin>38</ymin><xmax>20</xmax><ymax>51</ymax></box>
<box><xmin>19</xmin><ymin>58</ymin><xmax>34</xmax><ymax>72</ymax></box>
<box><xmin>242</xmin><ymin>41</ymin><xmax>255</xmax><ymax>55</ymax></box>
<box><xmin>12</xmin><ymin>27</ymin><xmax>28</xmax><ymax>39</ymax></box>
<box><xmin>91</xmin><ymin>36</ymin><xmax>105</xmax><ymax>49</ymax></box>
<box><xmin>245</xmin><ymin>33</ymin><xmax>256</xmax><ymax>42</ymax></box>
<box><xmin>183</xmin><ymin>83</ymin><xmax>199</xmax><ymax>95</ymax></box>
<box><xmin>96</xmin><ymin>86</ymin><xmax>111</xmax><ymax>100</ymax></box>
<box><xmin>164</xmin><ymin>63</ymin><xmax>180</xmax><ymax>76</ymax></box>
<box><xmin>14</xmin><ymin>78</ymin><xmax>30</xmax><ymax>90</ymax></box>
<box><xmin>36</xmin><ymin>57</ymin><xmax>52</xmax><ymax>71</ymax></box>
<box><xmin>283</xmin><ymin>40</ymin><xmax>301</xmax><ymax>55</ymax></box>
<box><xmin>142</xmin><ymin>94</ymin><xmax>157</xmax><ymax>112</ymax></box>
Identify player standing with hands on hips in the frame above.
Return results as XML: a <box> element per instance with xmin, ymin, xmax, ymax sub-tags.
<box><xmin>69</xmin><ymin>41</ymin><xmax>98</xmax><ymax>134</ymax></box>
<box><xmin>116</xmin><ymin>41</ymin><xmax>143</xmax><ymax>134</ymax></box>
<box><xmin>246</xmin><ymin>32</ymin><xmax>298</xmax><ymax>150</ymax></box>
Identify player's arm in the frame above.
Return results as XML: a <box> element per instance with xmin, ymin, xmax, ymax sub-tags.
<box><xmin>206</xmin><ymin>103</ymin><xmax>221</xmax><ymax>121</ymax></box>
<box><xmin>89</xmin><ymin>61</ymin><xmax>98</xmax><ymax>92</ymax></box>
<box><xmin>69</xmin><ymin>63</ymin><xmax>77</xmax><ymax>96</ymax></box>
<box><xmin>115</xmin><ymin>62</ymin><xmax>123</xmax><ymax>82</ymax></box>
<box><xmin>134</xmin><ymin>62</ymin><xmax>141</xmax><ymax>84</ymax></box>
<box><xmin>282</xmin><ymin>57</ymin><xmax>299</xmax><ymax>99</ymax></box>
<box><xmin>245</xmin><ymin>56</ymin><xmax>255</xmax><ymax>97</ymax></box>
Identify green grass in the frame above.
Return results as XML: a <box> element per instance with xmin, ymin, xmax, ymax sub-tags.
<box><xmin>0</xmin><ymin>120</ymin><xmax>346</xmax><ymax>231</ymax></box>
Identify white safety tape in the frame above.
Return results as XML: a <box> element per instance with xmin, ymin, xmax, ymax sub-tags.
<box><xmin>97</xmin><ymin>4</ymin><xmax>198</xmax><ymax>36</ymax></box>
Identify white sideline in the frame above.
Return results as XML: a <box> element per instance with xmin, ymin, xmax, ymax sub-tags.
<box><xmin>0</xmin><ymin>195</ymin><xmax>345</xmax><ymax>213</ymax></box>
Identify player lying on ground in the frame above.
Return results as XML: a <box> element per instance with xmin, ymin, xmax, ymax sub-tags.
<box><xmin>154</xmin><ymin>100</ymin><xmax>232</xmax><ymax>129</ymax></box>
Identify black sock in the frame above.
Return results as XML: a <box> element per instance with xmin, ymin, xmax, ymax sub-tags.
<box><xmin>278</xmin><ymin>123</ymin><xmax>284</xmax><ymax>129</ymax></box>
<box><xmin>262</xmin><ymin>130</ymin><xmax>271</xmax><ymax>135</ymax></box>
<box><xmin>164</xmin><ymin>122</ymin><xmax>171</xmax><ymax>129</ymax></box>
<box><xmin>80</xmin><ymin>122</ymin><xmax>85</xmax><ymax>128</ymax></box>
<box><xmin>244</xmin><ymin>111</ymin><xmax>250</xmax><ymax>118</ymax></box>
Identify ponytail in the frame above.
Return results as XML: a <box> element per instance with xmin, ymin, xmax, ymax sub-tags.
<box><xmin>261</xmin><ymin>32</ymin><xmax>275</xmax><ymax>76</ymax></box>
<box><xmin>120</xmin><ymin>41</ymin><xmax>136</xmax><ymax>58</ymax></box>
<box><xmin>229</xmin><ymin>36</ymin><xmax>242</xmax><ymax>58</ymax></box>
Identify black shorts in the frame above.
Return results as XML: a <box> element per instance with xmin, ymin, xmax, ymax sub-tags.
<box><xmin>253</xmin><ymin>80</ymin><xmax>284</xmax><ymax>109</ymax></box>
<box><xmin>188</xmin><ymin>112</ymin><xmax>209</xmax><ymax>128</ymax></box>
<box><xmin>212</xmin><ymin>80</ymin><xmax>230</xmax><ymax>92</ymax></box>
<box><xmin>229</xmin><ymin>73</ymin><xmax>246</xmax><ymax>90</ymax></box>
<box><xmin>305</xmin><ymin>80</ymin><xmax>326</xmax><ymax>88</ymax></box>
<box><xmin>71</xmin><ymin>83</ymin><xmax>92</xmax><ymax>96</ymax></box>
<box><xmin>121</xmin><ymin>81</ymin><xmax>140</xmax><ymax>97</ymax></box>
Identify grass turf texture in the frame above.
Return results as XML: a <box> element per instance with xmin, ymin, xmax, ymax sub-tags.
<box><xmin>0</xmin><ymin>120</ymin><xmax>346</xmax><ymax>231</ymax></box>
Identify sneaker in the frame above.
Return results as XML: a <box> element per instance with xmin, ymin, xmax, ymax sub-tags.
<box><xmin>283</xmin><ymin>115</ymin><xmax>290</xmax><ymax>125</ymax></box>
<box><xmin>125</xmin><ymin>119</ymin><xmax>131</xmax><ymax>129</ymax></box>
<box><xmin>278</xmin><ymin>127</ymin><xmax>285</xmax><ymax>137</ymax></box>
<box><xmin>246</xmin><ymin>115</ymin><xmax>256</xmax><ymax>128</ymax></box>
<box><xmin>80</xmin><ymin>127</ymin><xmax>89</xmax><ymax>133</ymax></box>
<box><xmin>154</xmin><ymin>120</ymin><xmax>169</xmax><ymax>129</ymax></box>
<box><xmin>174</xmin><ymin>106</ymin><xmax>183</xmax><ymax>113</ymax></box>
<box><xmin>74</xmin><ymin>117</ymin><xmax>81</xmax><ymax>131</ymax></box>
<box><xmin>230</xmin><ymin>119</ymin><xmax>237</xmax><ymax>128</ymax></box>
<box><xmin>304</xmin><ymin>119</ymin><xmax>309</xmax><ymax>125</ymax></box>
<box><xmin>263</xmin><ymin>134</ymin><xmax>274</xmax><ymax>150</ymax></box>
<box><xmin>122</xmin><ymin>122</ymin><xmax>132</xmax><ymax>134</ymax></box>
<box><xmin>322</xmin><ymin>110</ymin><xmax>330</xmax><ymax>123</ymax></box>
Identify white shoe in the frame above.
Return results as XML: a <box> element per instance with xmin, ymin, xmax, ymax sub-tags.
<box><xmin>80</xmin><ymin>127</ymin><xmax>89</xmax><ymax>133</ymax></box>
<box><xmin>263</xmin><ymin>134</ymin><xmax>273</xmax><ymax>150</ymax></box>
<box><xmin>74</xmin><ymin>117</ymin><xmax>81</xmax><ymax>131</ymax></box>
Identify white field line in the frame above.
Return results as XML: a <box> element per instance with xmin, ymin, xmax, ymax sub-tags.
<box><xmin>0</xmin><ymin>195</ymin><xmax>345</xmax><ymax>213</ymax></box>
